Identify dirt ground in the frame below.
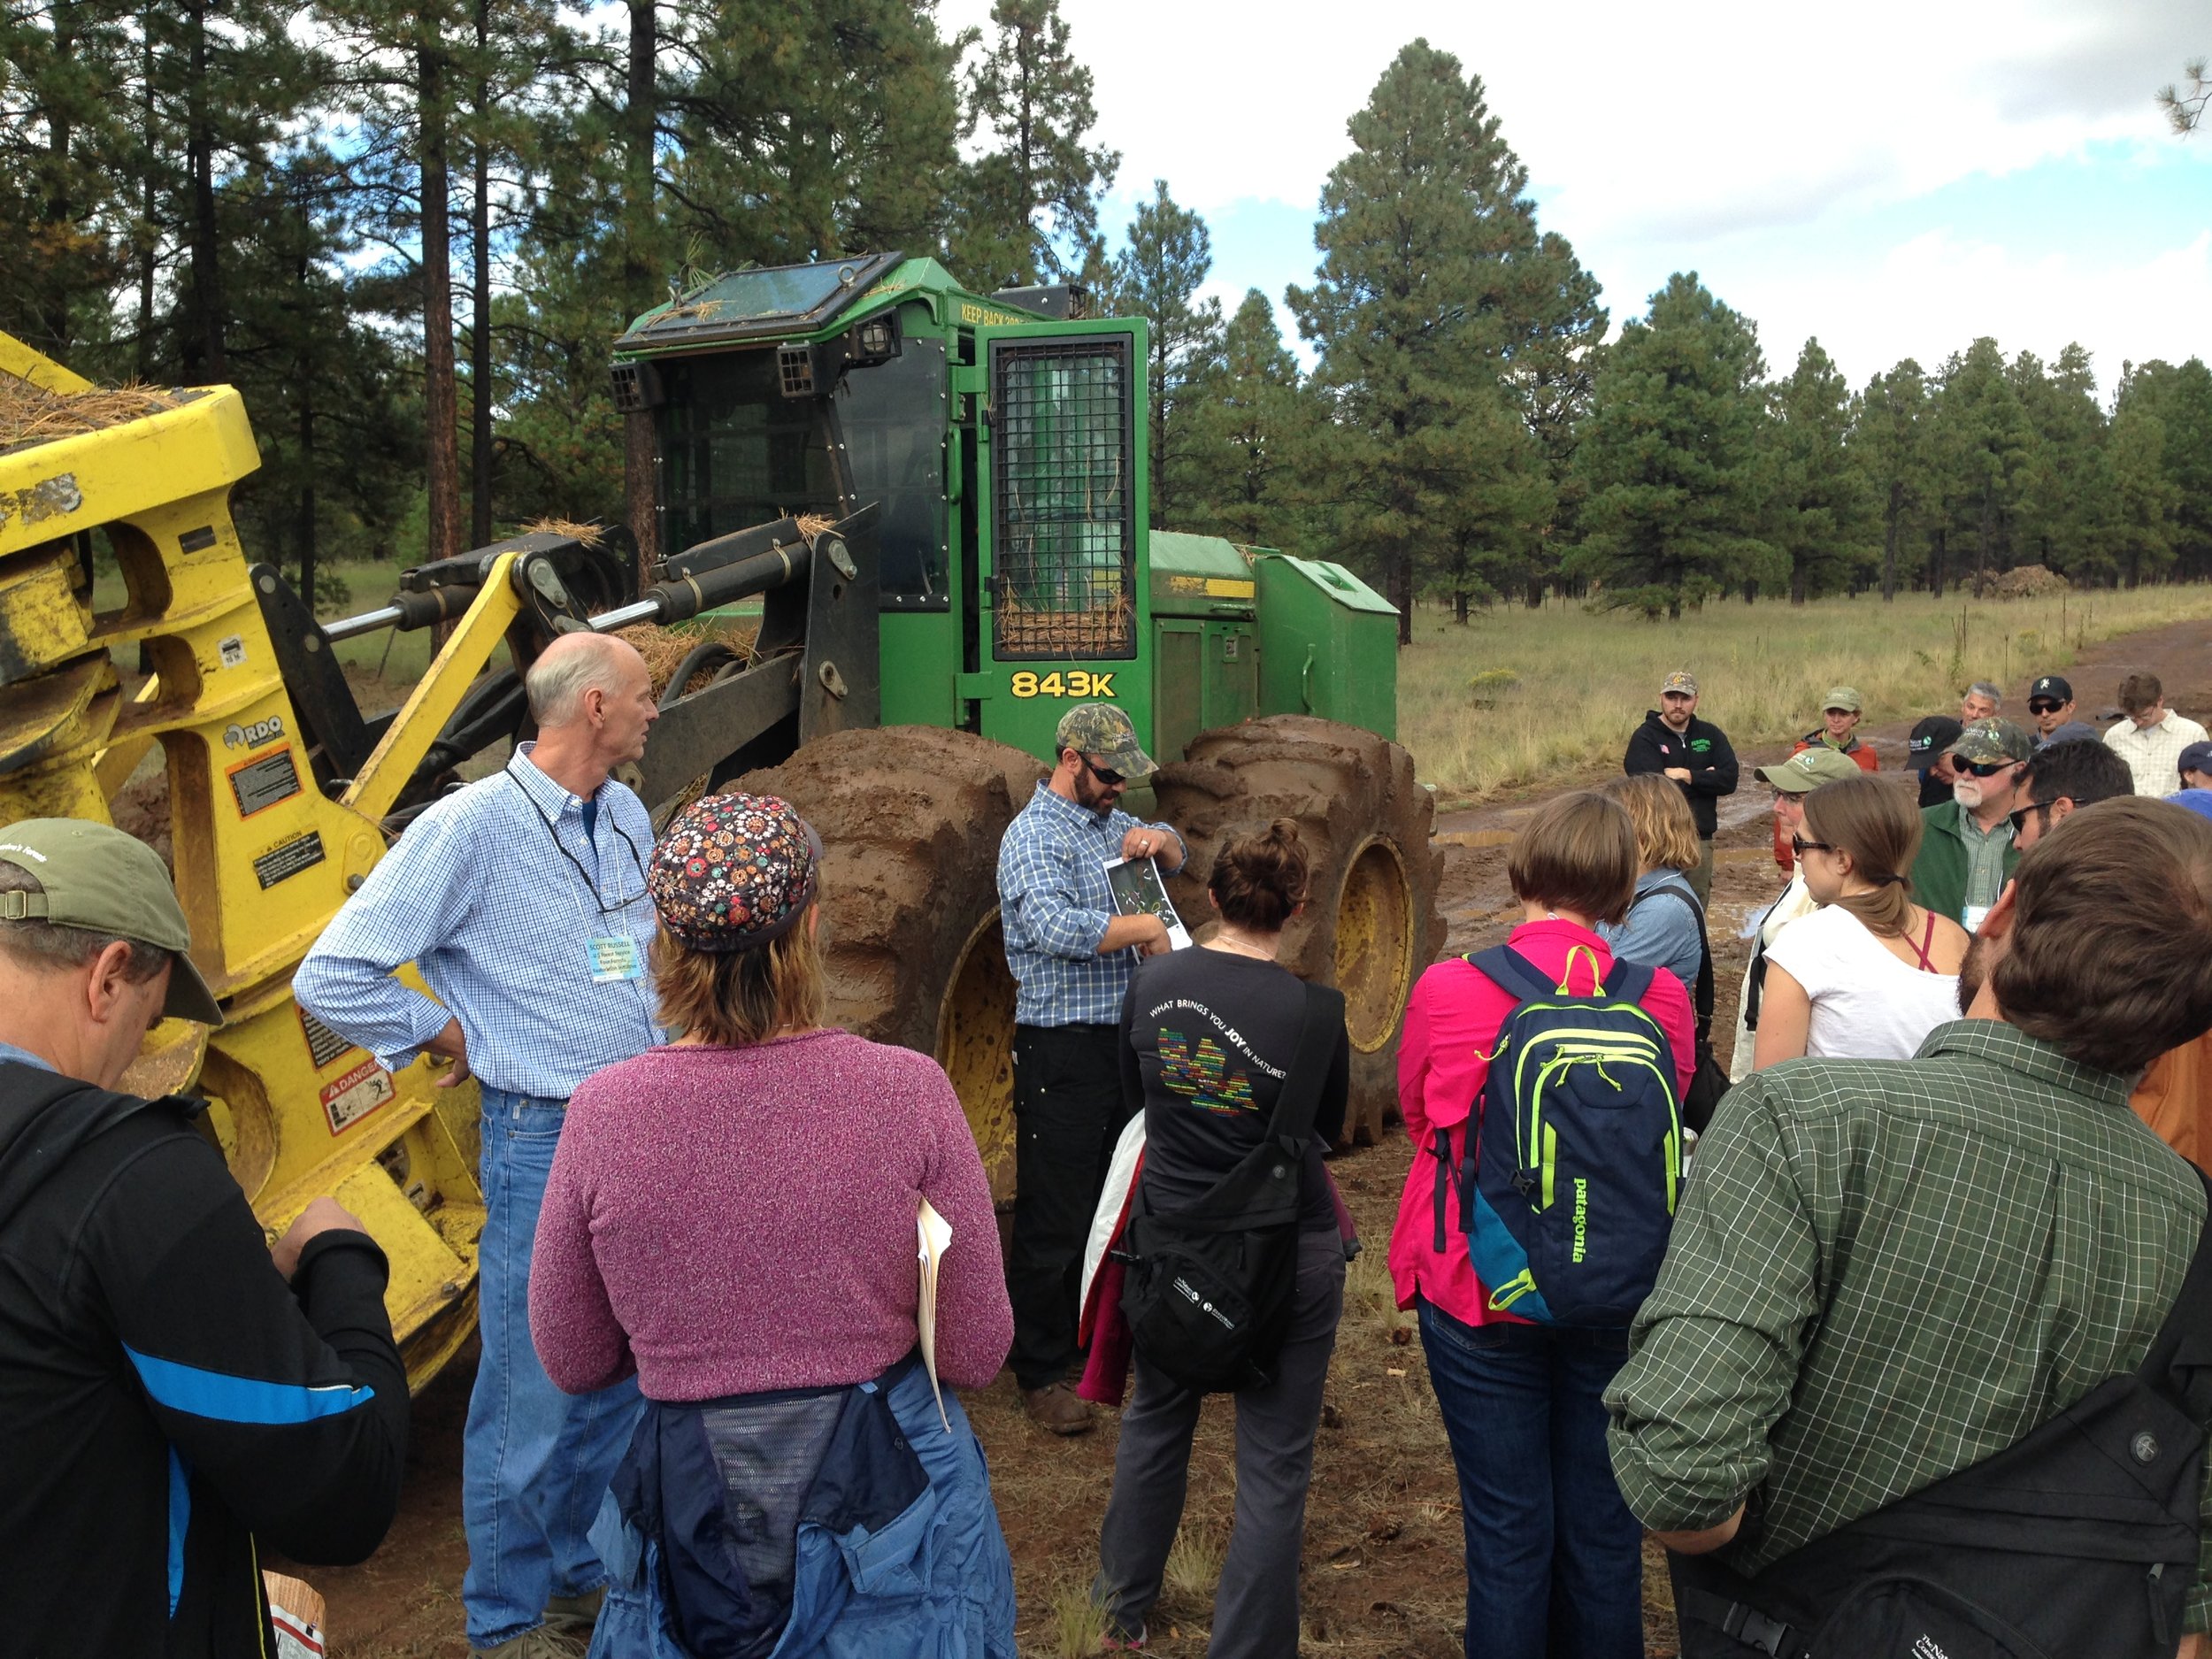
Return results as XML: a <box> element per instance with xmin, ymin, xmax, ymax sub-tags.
<box><xmin>296</xmin><ymin>614</ymin><xmax>2212</xmax><ymax>1657</ymax></box>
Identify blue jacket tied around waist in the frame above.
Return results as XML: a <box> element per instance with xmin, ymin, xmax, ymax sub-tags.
<box><xmin>588</xmin><ymin>1355</ymin><xmax>1016</xmax><ymax>1658</ymax></box>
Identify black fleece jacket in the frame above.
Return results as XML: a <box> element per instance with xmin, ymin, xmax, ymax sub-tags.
<box><xmin>1623</xmin><ymin>710</ymin><xmax>1741</xmax><ymax>838</ymax></box>
<box><xmin>0</xmin><ymin>1059</ymin><xmax>408</xmax><ymax>1657</ymax></box>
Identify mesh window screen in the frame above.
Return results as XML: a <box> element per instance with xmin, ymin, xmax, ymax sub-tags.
<box><xmin>991</xmin><ymin>337</ymin><xmax>1136</xmax><ymax>660</ymax></box>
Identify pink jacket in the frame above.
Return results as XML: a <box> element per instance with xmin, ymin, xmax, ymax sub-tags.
<box><xmin>530</xmin><ymin>1030</ymin><xmax>1012</xmax><ymax>1401</ymax></box>
<box><xmin>1386</xmin><ymin>919</ymin><xmax>1695</xmax><ymax>1326</ymax></box>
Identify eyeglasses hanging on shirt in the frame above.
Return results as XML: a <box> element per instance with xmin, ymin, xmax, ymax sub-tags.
<box><xmin>503</xmin><ymin>769</ymin><xmax>649</xmax><ymax>913</ymax></box>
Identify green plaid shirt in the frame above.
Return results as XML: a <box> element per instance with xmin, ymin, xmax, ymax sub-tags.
<box><xmin>1606</xmin><ymin>1020</ymin><xmax>2212</xmax><ymax>1628</ymax></box>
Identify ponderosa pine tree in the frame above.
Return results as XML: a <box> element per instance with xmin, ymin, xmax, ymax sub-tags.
<box><xmin>1108</xmin><ymin>181</ymin><xmax>1223</xmax><ymax>524</ymax></box>
<box><xmin>1505</xmin><ymin>230</ymin><xmax>1607</xmax><ymax>605</ymax></box>
<box><xmin>1176</xmin><ymin>290</ymin><xmax>1314</xmax><ymax>551</ymax></box>
<box><xmin>1288</xmin><ymin>39</ymin><xmax>1558</xmax><ymax>643</ymax></box>
<box><xmin>949</xmin><ymin>0</ymin><xmax>1118</xmax><ymax>286</ymax></box>
<box><xmin>2008</xmin><ymin>343</ymin><xmax>2111</xmax><ymax>580</ymax></box>
<box><xmin>2107</xmin><ymin>396</ymin><xmax>2180</xmax><ymax>587</ymax></box>
<box><xmin>1851</xmin><ymin>359</ymin><xmax>1931</xmax><ymax>602</ymax></box>
<box><xmin>2117</xmin><ymin>357</ymin><xmax>2212</xmax><ymax>580</ymax></box>
<box><xmin>1567</xmin><ymin>272</ymin><xmax>1772</xmax><ymax>619</ymax></box>
<box><xmin>1929</xmin><ymin>337</ymin><xmax>2031</xmax><ymax>590</ymax></box>
<box><xmin>1763</xmin><ymin>337</ymin><xmax>1874</xmax><ymax>602</ymax></box>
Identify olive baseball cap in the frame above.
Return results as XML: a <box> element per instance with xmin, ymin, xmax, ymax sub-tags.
<box><xmin>1755</xmin><ymin>747</ymin><xmax>1865</xmax><ymax>793</ymax></box>
<box><xmin>1661</xmin><ymin>670</ymin><xmax>1698</xmax><ymax>696</ymax></box>
<box><xmin>1952</xmin><ymin>718</ymin><xmax>2033</xmax><ymax>765</ymax></box>
<box><xmin>1821</xmin><ymin>686</ymin><xmax>1863</xmax><ymax>713</ymax></box>
<box><xmin>0</xmin><ymin>819</ymin><xmax>222</xmax><ymax>1025</ymax></box>
<box><xmin>1056</xmin><ymin>703</ymin><xmax>1156</xmax><ymax>779</ymax></box>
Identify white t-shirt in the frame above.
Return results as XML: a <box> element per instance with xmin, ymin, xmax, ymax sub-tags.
<box><xmin>1763</xmin><ymin>902</ymin><xmax>1962</xmax><ymax>1064</ymax></box>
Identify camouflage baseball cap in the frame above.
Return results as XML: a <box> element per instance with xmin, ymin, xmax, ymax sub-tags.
<box><xmin>1755</xmin><ymin>747</ymin><xmax>1865</xmax><ymax>794</ymax></box>
<box><xmin>1055</xmin><ymin>703</ymin><xmax>1155</xmax><ymax>779</ymax></box>
<box><xmin>1952</xmin><ymin>718</ymin><xmax>2032</xmax><ymax>764</ymax></box>
<box><xmin>1661</xmin><ymin>670</ymin><xmax>1698</xmax><ymax>696</ymax></box>
<box><xmin>1821</xmin><ymin>686</ymin><xmax>1863</xmax><ymax>713</ymax></box>
<box><xmin>0</xmin><ymin>818</ymin><xmax>222</xmax><ymax>1025</ymax></box>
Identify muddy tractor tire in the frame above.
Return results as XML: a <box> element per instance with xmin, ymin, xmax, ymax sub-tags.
<box><xmin>740</xmin><ymin>726</ymin><xmax>1042</xmax><ymax>1201</ymax></box>
<box><xmin>1154</xmin><ymin>716</ymin><xmax>1445</xmax><ymax>1145</ymax></box>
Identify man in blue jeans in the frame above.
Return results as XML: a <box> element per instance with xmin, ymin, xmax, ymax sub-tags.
<box><xmin>296</xmin><ymin>631</ymin><xmax>663</xmax><ymax>1659</ymax></box>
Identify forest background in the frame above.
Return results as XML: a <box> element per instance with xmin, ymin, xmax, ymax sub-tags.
<box><xmin>6</xmin><ymin>0</ymin><xmax>2212</xmax><ymax>635</ymax></box>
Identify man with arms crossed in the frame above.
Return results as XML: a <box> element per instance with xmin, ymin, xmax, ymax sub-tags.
<box><xmin>997</xmin><ymin>703</ymin><xmax>1186</xmax><ymax>1436</ymax></box>
<box><xmin>1624</xmin><ymin>670</ymin><xmax>1740</xmax><ymax>907</ymax></box>
<box><xmin>1610</xmin><ymin>796</ymin><xmax>2212</xmax><ymax>1657</ymax></box>
<box><xmin>0</xmin><ymin>819</ymin><xmax>407</xmax><ymax>1655</ymax></box>
<box><xmin>296</xmin><ymin>632</ymin><xmax>662</xmax><ymax>1659</ymax></box>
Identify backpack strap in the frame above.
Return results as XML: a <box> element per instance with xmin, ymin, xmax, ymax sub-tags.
<box><xmin>1259</xmin><ymin>980</ymin><xmax>1348</xmax><ymax>1155</ymax></box>
<box><xmin>1635</xmin><ymin>883</ymin><xmax>1717</xmax><ymax>1041</ymax></box>
<box><xmin>1467</xmin><ymin>944</ymin><xmax>1555</xmax><ymax>1003</ymax></box>
<box><xmin>2139</xmin><ymin>1164</ymin><xmax>2212</xmax><ymax>1420</ymax></box>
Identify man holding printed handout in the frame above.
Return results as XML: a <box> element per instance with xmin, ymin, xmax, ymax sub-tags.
<box><xmin>997</xmin><ymin>703</ymin><xmax>1189</xmax><ymax>1435</ymax></box>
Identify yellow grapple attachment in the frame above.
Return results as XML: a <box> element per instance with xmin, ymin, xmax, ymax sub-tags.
<box><xmin>0</xmin><ymin>332</ymin><xmax>481</xmax><ymax>1390</ymax></box>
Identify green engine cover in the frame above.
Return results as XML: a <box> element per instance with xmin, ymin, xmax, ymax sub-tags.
<box><xmin>1253</xmin><ymin>554</ymin><xmax>1397</xmax><ymax>740</ymax></box>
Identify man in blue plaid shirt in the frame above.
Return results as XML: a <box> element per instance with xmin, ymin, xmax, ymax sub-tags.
<box><xmin>296</xmin><ymin>632</ymin><xmax>662</xmax><ymax>1659</ymax></box>
<box><xmin>998</xmin><ymin>703</ymin><xmax>1186</xmax><ymax>1434</ymax></box>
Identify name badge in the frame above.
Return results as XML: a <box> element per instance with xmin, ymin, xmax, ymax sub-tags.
<box><xmin>587</xmin><ymin>935</ymin><xmax>644</xmax><ymax>983</ymax></box>
<box><xmin>1962</xmin><ymin>904</ymin><xmax>1991</xmax><ymax>933</ymax></box>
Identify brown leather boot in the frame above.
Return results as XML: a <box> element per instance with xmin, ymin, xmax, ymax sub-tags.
<box><xmin>1022</xmin><ymin>1379</ymin><xmax>1094</xmax><ymax>1435</ymax></box>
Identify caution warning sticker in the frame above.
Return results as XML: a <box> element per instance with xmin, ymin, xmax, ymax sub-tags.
<box><xmin>320</xmin><ymin>1057</ymin><xmax>395</xmax><ymax>1135</ymax></box>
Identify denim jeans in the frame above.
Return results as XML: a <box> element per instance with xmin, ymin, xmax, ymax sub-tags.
<box><xmin>465</xmin><ymin>1088</ymin><xmax>642</xmax><ymax>1648</ymax></box>
<box><xmin>1417</xmin><ymin>1300</ymin><xmax>1644</xmax><ymax>1659</ymax></box>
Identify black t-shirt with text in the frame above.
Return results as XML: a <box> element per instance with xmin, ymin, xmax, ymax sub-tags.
<box><xmin>1118</xmin><ymin>947</ymin><xmax>1349</xmax><ymax>1230</ymax></box>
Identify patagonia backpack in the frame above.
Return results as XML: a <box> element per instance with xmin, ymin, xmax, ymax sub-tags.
<box><xmin>1454</xmin><ymin>944</ymin><xmax>1685</xmax><ymax>1325</ymax></box>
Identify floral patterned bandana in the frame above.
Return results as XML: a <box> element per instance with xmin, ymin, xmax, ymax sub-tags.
<box><xmin>649</xmin><ymin>791</ymin><xmax>822</xmax><ymax>952</ymax></box>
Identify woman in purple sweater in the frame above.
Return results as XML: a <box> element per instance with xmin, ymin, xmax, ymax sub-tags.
<box><xmin>529</xmin><ymin>792</ymin><xmax>1016</xmax><ymax>1658</ymax></box>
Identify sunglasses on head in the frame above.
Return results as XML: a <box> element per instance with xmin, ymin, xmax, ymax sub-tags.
<box><xmin>2028</xmin><ymin>699</ymin><xmax>2062</xmax><ymax>715</ymax></box>
<box><xmin>1955</xmin><ymin>757</ymin><xmax>2016</xmax><ymax>777</ymax></box>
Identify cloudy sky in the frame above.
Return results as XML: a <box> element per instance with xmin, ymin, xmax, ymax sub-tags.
<box><xmin>938</xmin><ymin>0</ymin><xmax>2211</xmax><ymax>396</ymax></box>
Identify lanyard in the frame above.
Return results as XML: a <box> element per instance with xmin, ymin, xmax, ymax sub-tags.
<box><xmin>503</xmin><ymin>766</ymin><xmax>649</xmax><ymax>914</ymax></box>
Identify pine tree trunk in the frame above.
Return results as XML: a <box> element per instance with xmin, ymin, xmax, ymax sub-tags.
<box><xmin>1742</xmin><ymin>579</ymin><xmax>1757</xmax><ymax>604</ymax></box>
<box><xmin>296</xmin><ymin>279</ymin><xmax>317</xmax><ymax>611</ymax></box>
<box><xmin>1974</xmin><ymin>485</ymin><xmax>1993</xmax><ymax>593</ymax></box>
<box><xmin>1790</xmin><ymin>562</ymin><xmax>1807</xmax><ymax>604</ymax></box>
<box><xmin>1453</xmin><ymin>588</ymin><xmax>1469</xmax><ymax>625</ymax></box>
<box><xmin>1524</xmin><ymin>574</ymin><xmax>1542</xmax><ymax>609</ymax></box>
<box><xmin>622</xmin><ymin>0</ymin><xmax>659</xmax><ymax>570</ymax></box>
<box><xmin>135</xmin><ymin>13</ymin><xmax>157</xmax><ymax>378</ymax></box>
<box><xmin>40</xmin><ymin>0</ymin><xmax>76</xmax><ymax>355</ymax></box>
<box><xmin>1931</xmin><ymin>527</ymin><xmax>1947</xmax><ymax>598</ymax></box>
<box><xmin>1882</xmin><ymin>480</ymin><xmax>1901</xmax><ymax>601</ymax></box>
<box><xmin>1389</xmin><ymin>551</ymin><xmax>1413</xmax><ymax>646</ymax></box>
<box><xmin>183</xmin><ymin>0</ymin><xmax>227</xmax><ymax>379</ymax></box>
<box><xmin>419</xmin><ymin>29</ymin><xmax>461</xmax><ymax>564</ymax></box>
<box><xmin>470</xmin><ymin>0</ymin><xmax>494</xmax><ymax>549</ymax></box>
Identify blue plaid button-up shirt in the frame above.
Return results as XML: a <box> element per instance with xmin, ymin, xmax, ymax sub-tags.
<box><xmin>997</xmin><ymin>782</ymin><xmax>1183</xmax><ymax>1026</ymax></box>
<box><xmin>294</xmin><ymin>744</ymin><xmax>663</xmax><ymax>1097</ymax></box>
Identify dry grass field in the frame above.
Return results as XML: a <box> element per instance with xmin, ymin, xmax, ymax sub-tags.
<box><xmin>1400</xmin><ymin>585</ymin><xmax>2212</xmax><ymax>806</ymax></box>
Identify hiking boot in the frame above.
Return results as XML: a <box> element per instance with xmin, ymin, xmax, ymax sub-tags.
<box><xmin>541</xmin><ymin>1590</ymin><xmax>603</xmax><ymax>1641</ymax></box>
<box><xmin>1022</xmin><ymin>1379</ymin><xmax>1094</xmax><ymax>1435</ymax></box>
<box><xmin>470</xmin><ymin>1623</ymin><xmax>588</xmax><ymax>1659</ymax></box>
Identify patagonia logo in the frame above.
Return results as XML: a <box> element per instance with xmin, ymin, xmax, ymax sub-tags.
<box><xmin>1572</xmin><ymin>1178</ymin><xmax>1589</xmax><ymax>1263</ymax></box>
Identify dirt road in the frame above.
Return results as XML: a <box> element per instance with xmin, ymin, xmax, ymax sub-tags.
<box><xmin>296</xmin><ymin>613</ymin><xmax>2212</xmax><ymax>1657</ymax></box>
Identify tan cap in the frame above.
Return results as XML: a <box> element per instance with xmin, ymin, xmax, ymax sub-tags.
<box><xmin>1821</xmin><ymin>686</ymin><xmax>1863</xmax><ymax>713</ymax></box>
<box><xmin>1755</xmin><ymin>747</ymin><xmax>1864</xmax><ymax>794</ymax></box>
<box><xmin>0</xmin><ymin>819</ymin><xmax>222</xmax><ymax>1025</ymax></box>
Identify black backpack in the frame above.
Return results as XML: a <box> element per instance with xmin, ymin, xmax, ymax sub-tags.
<box><xmin>1635</xmin><ymin>883</ymin><xmax>1732</xmax><ymax>1132</ymax></box>
<box><xmin>1671</xmin><ymin>1166</ymin><xmax>2212</xmax><ymax>1659</ymax></box>
<box><xmin>1116</xmin><ymin>980</ymin><xmax>1344</xmax><ymax>1394</ymax></box>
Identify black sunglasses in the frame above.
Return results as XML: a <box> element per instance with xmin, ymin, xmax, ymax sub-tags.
<box><xmin>2008</xmin><ymin>799</ymin><xmax>2054</xmax><ymax>835</ymax></box>
<box><xmin>1084</xmin><ymin>756</ymin><xmax>1127</xmax><ymax>789</ymax></box>
<box><xmin>1955</xmin><ymin>757</ymin><xmax>2017</xmax><ymax>777</ymax></box>
<box><xmin>2028</xmin><ymin>699</ymin><xmax>2063</xmax><ymax>715</ymax></box>
<box><xmin>1790</xmin><ymin>833</ymin><xmax>1834</xmax><ymax>859</ymax></box>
